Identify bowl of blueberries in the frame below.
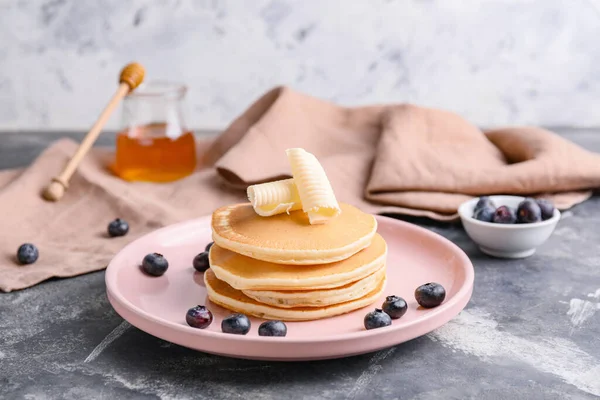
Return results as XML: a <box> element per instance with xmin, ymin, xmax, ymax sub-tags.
<box><xmin>458</xmin><ymin>195</ymin><xmax>560</xmax><ymax>259</ymax></box>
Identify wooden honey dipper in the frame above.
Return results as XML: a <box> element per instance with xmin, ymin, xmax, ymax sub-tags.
<box><xmin>41</xmin><ymin>62</ymin><xmax>145</xmax><ymax>201</ymax></box>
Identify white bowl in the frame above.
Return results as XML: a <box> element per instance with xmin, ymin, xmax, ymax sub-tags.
<box><xmin>458</xmin><ymin>195</ymin><xmax>561</xmax><ymax>259</ymax></box>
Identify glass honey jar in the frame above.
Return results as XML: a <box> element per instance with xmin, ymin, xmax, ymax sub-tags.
<box><xmin>111</xmin><ymin>81</ymin><xmax>197</xmax><ymax>182</ymax></box>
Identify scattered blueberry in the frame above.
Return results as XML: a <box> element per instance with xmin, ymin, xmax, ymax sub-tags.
<box><xmin>473</xmin><ymin>205</ymin><xmax>495</xmax><ymax>222</ymax></box>
<box><xmin>141</xmin><ymin>253</ymin><xmax>169</xmax><ymax>276</ymax></box>
<box><xmin>205</xmin><ymin>242</ymin><xmax>214</xmax><ymax>252</ymax></box>
<box><xmin>474</xmin><ymin>196</ymin><xmax>495</xmax><ymax>213</ymax></box>
<box><xmin>258</xmin><ymin>320</ymin><xmax>287</xmax><ymax>337</ymax></box>
<box><xmin>221</xmin><ymin>313</ymin><xmax>251</xmax><ymax>335</ymax></box>
<box><xmin>364</xmin><ymin>308</ymin><xmax>392</xmax><ymax>330</ymax></box>
<box><xmin>415</xmin><ymin>283</ymin><xmax>446</xmax><ymax>308</ymax></box>
<box><xmin>186</xmin><ymin>305</ymin><xmax>213</xmax><ymax>329</ymax></box>
<box><xmin>193</xmin><ymin>252</ymin><xmax>210</xmax><ymax>272</ymax></box>
<box><xmin>536</xmin><ymin>199</ymin><xmax>555</xmax><ymax>221</ymax></box>
<box><xmin>517</xmin><ymin>198</ymin><xmax>542</xmax><ymax>223</ymax></box>
<box><xmin>107</xmin><ymin>218</ymin><xmax>129</xmax><ymax>237</ymax></box>
<box><xmin>493</xmin><ymin>205</ymin><xmax>517</xmax><ymax>224</ymax></box>
<box><xmin>16</xmin><ymin>243</ymin><xmax>39</xmax><ymax>265</ymax></box>
<box><xmin>382</xmin><ymin>295</ymin><xmax>408</xmax><ymax>319</ymax></box>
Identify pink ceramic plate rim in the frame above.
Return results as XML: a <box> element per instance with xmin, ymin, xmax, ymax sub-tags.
<box><xmin>105</xmin><ymin>215</ymin><xmax>474</xmax><ymax>345</ymax></box>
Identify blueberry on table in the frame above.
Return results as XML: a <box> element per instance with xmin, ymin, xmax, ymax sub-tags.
<box><xmin>415</xmin><ymin>283</ymin><xmax>446</xmax><ymax>308</ymax></box>
<box><xmin>517</xmin><ymin>198</ymin><xmax>542</xmax><ymax>223</ymax></box>
<box><xmin>473</xmin><ymin>205</ymin><xmax>495</xmax><ymax>222</ymax></box>
<box><xmin>221</xmin><ymin>313</ymin><xmax>251</xmax><ymax>335</ymax></box>
<box><xmin>193</xmin><ymin>252</ymin><xmax>210</xmax><ymax>272</ymax></box>
<box><xmin>493</xmin><ymin>206</ymin><xmax>517</xmax><ymax>224</ymax></box>
<box><xmin>16</xmin><ymin>243</ymin><xmax>39</xmax><ymax>265</ymax></box>
<box><xmin>107</xmin><ymin>218</ymin><xmax>129</xmax><ymax>237</ymax></box>
<box><xmin>205</xmin><ymin>242</ymin><xmax>214</xmax><ymax>252</ymax></box>
<box><xmin>382</xmin><ymin>295</ymin><xmax>408</xmax><ymax>319</ymax></box>
<box><xmin>258</xmin><ymin>320</ymin><xmax>287</xmax><ymax>337</ymax></box>
<box><xmin>364</xmin><ymin>309</ymin><xmax>392</xmax><ymax>330</ymax></box>
<box><xmin>536</xmin><ymin>199</ymin><xmax>555</xmax><ymax>220</ymax></box>
<box><xmin>186</xmin><ymin>305</ymin><xmax>213</xmax><ymax>329</ymax></box>
<box><xmin>142</xmin><ymin>253</ymin><xmax>169</xmax><ymax>276</ymax></box>
<box><xmin>474</xmin><ymin>196</ymin><xmax>495</xmax><ymax>213</ymax></box>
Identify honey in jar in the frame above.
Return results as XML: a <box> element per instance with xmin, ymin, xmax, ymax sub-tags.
<box><xmin>111</xmin><ymin>82</ymin><xmax>197</xmax><ymax>182</ymax></box>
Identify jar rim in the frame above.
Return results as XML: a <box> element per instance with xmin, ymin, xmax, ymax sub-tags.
<box><xmin>127</xmin><ymin>80</ymin><xmax>187</xmax><ymax>98</ymax></box>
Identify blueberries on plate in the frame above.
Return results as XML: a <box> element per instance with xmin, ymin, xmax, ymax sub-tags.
<box><xmin>258</xmin><ymin>320</ymin><xmax>287</xmax><ymax>337</ymax></box>
<box><xmin>474</xmin><ymin>196</ymin><xmax>495</xmax><ymax>213</ymax></box>
<box><xmin>517</xmin><ymin>198</ymin><xmax>542</xmax><ymax>223</ymax></box>
<box><xmin>415</xmin><ymin>283</ymin><xmax>446</xmax><ymax>308</ymax></box>
<box><xmin>364</xmin><ymin>308</ymin><xmax>392</xmax><ymax>330</ymax></box>
<box><xmin>473</xmin><ymin>205</ymin><xmax>495</xmax><ymax>222</ymax></box>
<box><xmin>16</xmin><ymin>243</ymin><xmax>39</xmax><ymax>265</ymax></box>
<box><xmin>221</xmin><ymin>313</ymin><xmax>251</xmax><ymax>335</ymax></box>
<box><xmin>107</xmin><ymin>218</ymin><xmax>129</xmax><ymax>237</ymax></box>
<box><xmin>535</xmin><ymin>199</ymin><xmax>555</xmax><ymax>221</ymax></box>
<box><xmin>193</xmin><ymin>252</ymin><xmax>210</xmax><ymax>272</ymax></box>
<box><xmin>493</xmin><ymin>205</ymin><xmax>517</xmax><ymax>224</ymax></box>
<box><xmin>382</xmin><ymin>295</ymin><xmax>408</xmax><ymax>319</ymax></box>
<box><xmin>141</xmin><ymin>253</ymin><xmax>169</xmax><ymax>276</ymax></box>
<box><xmin>205</xmin><ymin>242</ymin><xmax>214</xmax><ymax>252</ymax></box>
<box><xmin>186</xmin><ymin>305</ymin><xmax>213</xmax><ymax>329</ymax></box>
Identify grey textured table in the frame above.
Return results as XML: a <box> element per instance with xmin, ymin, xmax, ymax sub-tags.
<box><xmin>1</xmin><ymin>130</ymin><xmax>599</xmax><ymax>400</ymax></box>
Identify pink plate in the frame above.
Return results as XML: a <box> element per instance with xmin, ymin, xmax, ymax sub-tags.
<box><xmin>106</xmin><ymin>215</ymin><xmax>474</xmax><ymax>361</ymax></box>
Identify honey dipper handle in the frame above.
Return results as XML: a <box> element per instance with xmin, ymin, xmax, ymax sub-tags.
<box><xmin>58</xmin><ymin>83</ymin><xmax>129</xmax><ymax>182</ymax></box>
<box><xmin>42</xmin><ymin>63</ymin><xmax>145</xmax><ymax>201</ymax></box>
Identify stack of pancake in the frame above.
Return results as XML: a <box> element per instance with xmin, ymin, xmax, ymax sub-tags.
<box><xmin>205</xmin><ymin>202</ymin><xmax>387</xmax><ymax>321</ymax></box>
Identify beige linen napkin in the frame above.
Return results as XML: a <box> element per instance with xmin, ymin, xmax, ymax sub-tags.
<box><xmin>211</xmin><ymin>86</ymin><xmax>600</xmax><ymax>219</ymax></box>
<box><xmin>2</xmin><ymin>86</ymin><xmax>599</xmax><ymax>291</ymax></box>
<box><xmin>0</xmin><ymin>139</ymin><xmax>247</xmax><ymax>292</ymax></box>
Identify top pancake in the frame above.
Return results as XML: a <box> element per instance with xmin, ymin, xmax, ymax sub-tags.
<box><xmin>211</xmin><ymin>203</ymin><xmax>377</xmax><ymax>265</ymax></box>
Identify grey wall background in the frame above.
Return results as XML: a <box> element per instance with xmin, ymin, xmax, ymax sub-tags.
<box><xmin>1</xmin><ymin>0</ymin><xmax>600</xmax><ymax>131</ymax></box>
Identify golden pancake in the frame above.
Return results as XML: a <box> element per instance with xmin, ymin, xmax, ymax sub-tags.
<box><xmin>209</xmin><ymin>233</ymin><xmax>387</xmax><ymax>290</ymax></box>
<box><xmin>204</xmin><ymin>269</ymin><xmax>386</xmax><ymax>321</ymax></box>
<box><xmin>243</xmin><ymin>267</ymin><xmax>386</xmax><ymax>308</ymax></box>
<box><xmin>211</xmin><ymin>203</ymin><xmax>377</xmax><ymax>265</ymax></box>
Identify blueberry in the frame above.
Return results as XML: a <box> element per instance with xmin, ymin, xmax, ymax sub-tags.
<box><xmin>382</xmin><ymin>295</ymin><xmax>408</xmax><ymax>319</ymax></box>
<box><xmin>221</xmin><ymin>313</ymin><xmax>251</xmax><ymax>335</ymax></box>
<box><xmin>536</xmin><ymin>199</ymin><xmax>555</xmax><ymax>221</ymax></box>
<box><xmin>493</xmin><ymin>206</ymin><xmax>517</xmax><ymax>224</ymax></box>
<box><xmin>142</xmin><ymin>253</ymin><xmax>169</xmax><ymax>276</ymax></box>
<box><xmin>258</xmin><ymin>320</ymin><xmax>287</xmax><ymax>337</ymax></box>
<box><xmin>473</xmin><ymin>205</ymin><xmax>495</xmax><ymax>222</ymax></box>
<box><xmin>364</xmin><ymin>308</ymin><xmax>392</xmax><ymax>330</ymax></box>
<box><xmin>517</xmin><ymin>198</ymin><xmax>542</xmax><ymax>223</ymax></box>
<box><xmin>107</xmin><ymin>218</ymin><xmax>129</xmax><ymax>237</ymax></box>
<box><xmin>474</xmin><ymin>196</ymin><xmax>495</xmax><ymax>213</ymax></box>
<box><xmin>205</xmin><ymin>242</ymin><xmax>214</xmax><ymax>252</ymax></box>
<box><xmin>193</xmin><ymin>252</ymin><xmax>210</xmax><ymax>272</ymax></box>
<box><xmin>186</xmin><ymin>305</ymin><xmax>213</xmax><ymax>329</ymax></box>
<box><xmin>16</xmin><ymin>243</ymin><xmax>39</xmax><ymax>265</ymax></box>
<box><xmin>415</xmin><ymin>283</ymin><xmax>446</xmax><ymax>308</ymax></box>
